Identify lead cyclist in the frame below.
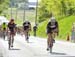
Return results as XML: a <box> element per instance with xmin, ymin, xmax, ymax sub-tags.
<box><xmin>46</xmin><ymin>16</ymin><xmax>59</xmax><ymax>51</ymax></box>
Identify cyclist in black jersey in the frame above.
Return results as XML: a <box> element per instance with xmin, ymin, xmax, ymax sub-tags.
<box><xmin>46</xmin><ymin>16</ymin><xmax>59</xmax><ymax>51</ymax></box>
<box><xmin>23</xmin><ymin>21</ymin><xmax>31</xmax><ymax>42</ymax></box>
<box><xmin>7</xmin><ymin>19</ymin><xmax>16</xmax><ymax>49</ymax></box>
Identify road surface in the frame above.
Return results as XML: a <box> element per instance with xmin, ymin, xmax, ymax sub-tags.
<box><xmin>0</xmin><ymin>34</ymin><xmax>75</xmax><ymax>57</ymax></box>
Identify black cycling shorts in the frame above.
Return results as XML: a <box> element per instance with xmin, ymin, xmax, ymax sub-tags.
<box><xmin>10</xmin><ymin>31</ymin><xmax>15</xmax><ymax>35</ymax></box>
<box><xmin>24</xmin><ymin>26</ymin><xmax>29</xmax><ymax>30</ymax></box>
<box><xmin>47</xmin><ymin>28</ymin><xmax>57</xmax><ymax>34</ymax></box>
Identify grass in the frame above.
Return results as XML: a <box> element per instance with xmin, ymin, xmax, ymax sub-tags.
<box><xmin>58</xmin><ymin>15</ymin><xmax>75</xmax><ymax>40</ymax></box>
<box><xmin>37</xmin><ymin>15</ymin><xmax>75</xmax><ymax>40</ymax></box>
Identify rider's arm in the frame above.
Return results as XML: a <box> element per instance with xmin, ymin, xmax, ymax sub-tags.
<box><xmin>46</xmin><ymin>22</ymin><xmax>50</xmax><ymax>33</ymax></box>
<box><xmin>28</xmin><ymin>22</ymin><xmax>31</xmax><ymax>31</ymax></box>
<box><xmin>7</xmin><ymin>24</ymin><xmax>9</xmax><ymax>33</ymax></box>
<box><xmin>47</xmin><ymin>22</ymin><xmax>50</xmax><ymax>30</ymax></box>
<box><xmin>14</xmin><ymin>24</ymin><xmax>17</xmax><ymax>33</ymax></box>
<box><xmin>29</xmin><ymin>24</ymin><xmax>31</xmax><ymax>31</ymax></box>
<box><xmin>56</xmin><ymin>22</ymin><xmax>59</xmax><ymax>36</ymax></box>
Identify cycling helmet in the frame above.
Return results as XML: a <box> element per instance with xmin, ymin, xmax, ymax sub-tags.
<box><xmin>50</xmin><ymin>16</ymin><xmax>56</xmax><ymax>22</ymax></box>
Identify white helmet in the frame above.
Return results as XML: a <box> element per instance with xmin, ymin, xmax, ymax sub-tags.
<box><xmin>50</xmin><ymin>17</ymin><xmax>56</xmax><ymax>22</ymax></box>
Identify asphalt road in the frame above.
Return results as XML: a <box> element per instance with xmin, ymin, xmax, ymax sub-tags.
<box><xmin>0</xmin><ymin>35</ymin><xmax>75</xmax><ymax>57</ymax></box>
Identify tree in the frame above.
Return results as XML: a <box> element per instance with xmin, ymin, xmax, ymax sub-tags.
<box><xmin>38</xmin><ymin>0</ymin><xmax>75</xmax><ymax>23</ymax></box>
<box><xmin>0</xmin><ymin>0</ymin><xmax>9</xmax><ymax>14</ymax></box>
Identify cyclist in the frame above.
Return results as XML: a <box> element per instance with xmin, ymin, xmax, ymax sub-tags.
<box><xmin>46</xmin><ymin>16</ymin><xmax>59</xmax><ymax>51</ymax></box>
<box><xmin>2</xmin><ymin>22</ymin><xmax>7</xmax><ymax>30</ymax></box>
<box><xmin>33</xmin><ymin>25</ymin><xmax>37</xmax><ymax>36</ymax></box>
<box><xmin>7</xmin><ymin>19</ymin><xmax>16</xmax><ymax>48</ymax></box>
<box><xmin>2</xmin><ymin>22</ymin><xmax>7</xmax><ymax>40</ymax></box>
<box><xmin>23</xmin><ymin>20</ymin><xmax>31</xmax><ymax>42</ymax></box>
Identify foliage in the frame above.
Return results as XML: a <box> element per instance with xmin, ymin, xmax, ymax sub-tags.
<box><xmin>0</xmin><ymin>0</ymin><xmax>9</xmax><ymax>14</ymax></box>
<box><xmin>38</xmin><ymin>0</ymin><xmax>75</xmax><ymax>22</ymax></box>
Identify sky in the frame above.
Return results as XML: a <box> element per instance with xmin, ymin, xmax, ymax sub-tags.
<box><xmin>28</xmin><ymin>0</ymin><xmax>40</xmax><ymax>2</ymax></box>
<box><xmin>29</xmin><ymin>0</ymin><xmax>37</xmax><ymax>2</ymax></box>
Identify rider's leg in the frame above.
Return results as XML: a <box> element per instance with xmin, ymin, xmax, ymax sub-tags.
<box><xmin>11</xmin><ymin>34</ymin><xmax>14</xmax><ymax>47</ymax></box>
<box><xmin>3</xmin><ymin>30</ymin><xmax>5</xmax><ymax>40</ymax></box>
<box><xmin>8</xmin><ymin>33</ymin><xmax>11</xmax><ymax>49</ymax></box>
<box><xmin>49</xmin><ymin>33</ymin><xmax>53</xmax><ymax>47</ymax></box>
<box><xmin>52</xmin><ymin>32</ymin><xmax>56</xmax><ymax>43</ymax></box>
<box><xmin>52</xmin><ymin>29</ymin><xmax>58</xmax><ymax>41</ymax></box>
<box><xmin>53</xmin><ymin>32</ymin><xmax>58</xmax><ymax>43</ymax></box>
<box><xmin>9</xmin><ymin>33</ymin><xmax>11</xmax><ymax>44</ymax></box>
<box><xmin>47</xmin><ymin>33</ymin><xmax>51</xmax><ymax>50</ymax></box>
<box><xmin>24</xmin><ymin>30</ymin><xmax>27</xmax><ymax>40</ymax></box>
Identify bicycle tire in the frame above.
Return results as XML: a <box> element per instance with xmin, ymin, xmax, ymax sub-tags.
<box><xmin>49</xmin><ymin>39</ymin><xmax>53</xmax><ymax>53</ymax></box>
<box><xmin>50</xmin><ymin>47</ymin><xmax>52</xmax><ymax>53</ymax></box>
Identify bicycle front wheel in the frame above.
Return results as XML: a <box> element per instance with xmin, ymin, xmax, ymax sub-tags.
<box><xmin>50</xmin><ymin>47</ymin><xmax>52</xmax><ymax>53</ymax></box>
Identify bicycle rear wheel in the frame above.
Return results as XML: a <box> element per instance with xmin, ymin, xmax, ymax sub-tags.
<box><xmin>49</xmin><ymin>40</ymin><xmax>53</xmax><ymax>53</ymax></box>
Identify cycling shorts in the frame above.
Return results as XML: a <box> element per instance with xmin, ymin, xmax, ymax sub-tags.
<box><xmin>47</xmin><ymin>28</ymin><xmax>58</xmax><ymax>34</ymax></box>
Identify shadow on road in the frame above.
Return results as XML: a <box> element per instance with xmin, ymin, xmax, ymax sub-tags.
<box><xmin>28</xmin><ymin>42</ymin><xmax>34</xmax><ymax>43</ymax></box>
<box><xmin>51</xmin><ymin>52</ymin><xmax>66</xmax><ymax>55</ymax></box>
<box><xmin>9</xmin><ymin>48</ymin><xmax>20</xmax><ymax>50</ymax></box>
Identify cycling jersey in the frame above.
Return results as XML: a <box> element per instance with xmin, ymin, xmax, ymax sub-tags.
<box><xmin>23</xmin><ymin>21</ymin><xmax>31</xmax><ymax>30</ymax></box>
<box><xmin>8</xmin><ymin>23</ymin><xmax>16</xmax><ymax>32</ymax></box>
<box><xmin>2</xmin><ymin>23</ymin><xmax>7</xmax><ymax>30</ymax></box>
<box><xmin>47</xmin><ymin>21</ymin><xmax>58</xmax><ymax>33</ymax></box>
<box><xmin>33</xmin><ymin>26</ymin><xmax>37</xmax><ymax>31</ymax></box>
